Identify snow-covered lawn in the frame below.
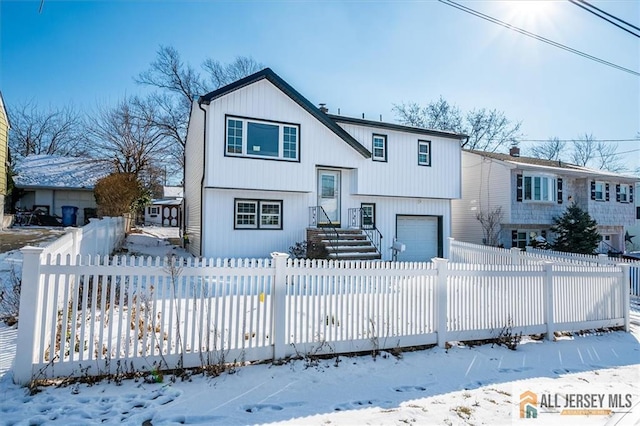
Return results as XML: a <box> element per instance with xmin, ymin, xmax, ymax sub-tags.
<box><xmin>0</xmin><ymin>227</ymin><xmax>638</xmax><ymax>425</ymax></box>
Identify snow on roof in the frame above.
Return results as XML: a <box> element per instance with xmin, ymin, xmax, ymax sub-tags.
<box><xmin>13</xmin><ymin>154</ymin><xmax>113</xmax><ymax>190</ymax></box>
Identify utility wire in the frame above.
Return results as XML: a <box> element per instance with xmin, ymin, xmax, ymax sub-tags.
<box><xmin>568</xmin><ymin>0</ymin><xmax>640</xmax><ymax>38</ymax></box>
<box><xmin>521</xmin><ymin>138</ymin><xmax>640</xmax><ymax>142</ymax></box>
<box><xmin>437</xmin><ymin>0</ymin><xmax>640</xmax><ymax>77</ymax></box>
<box><xmin>573</xmin><ymin>0</ymin><xmax>640</xmax><ymax>33</ymax></box>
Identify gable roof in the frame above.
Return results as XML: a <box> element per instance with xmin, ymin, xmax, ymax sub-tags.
<box><xmin>199</xmin><ymin>68</ymin><xmax>373</xmax><ymax>158</ymax></box>
<box><xmin>467</xmin><ymin>150</ymin><xmax>639</xmax><ymax>182</ymax></box>
<box><xmin>13</xmin><ymin>155</ymin><xmax>113</xmax><ymax>190</ymax></box>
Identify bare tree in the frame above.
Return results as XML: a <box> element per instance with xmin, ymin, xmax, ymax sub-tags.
<box><xmin>394</xmin><ymin>97</ymin><xmax>521</xmax><ymax>152</ymax></box>
<box><xmin>8</xmin><ymin>101</ymin><xmax>86</xmax><ymax>158</ymax></box>
<box><xmin>570</xmin><ymin>134</ymin><xmax>596</xmax><ymax>166</ymax></box>
<box><xmin>476</xmin><ymin>206</ymin><xmax>504</xmax><ymax>247</ymax></box>
<box><xmin>202</xmin><ymin>56</ymin><xmax>264</xmax><ymax>89</ymax></box>
<box><xmin>528</xmin><ymin>137</ymin><xmax>566</xmax><ymax>161</ymax></box>
<box><xmin>87</xmin><ymin>97</ymin><xmax>170</xmax><ymax>181</ymax></box>
<box><xmin>135</xmin><ymin>46</ymin><xmax>263</xmax><ymax>180</ymax></box>
<box><xmin>592</xmin><ymin>141</ymin><xmax>625</xmax><ymax>173</ymax></box>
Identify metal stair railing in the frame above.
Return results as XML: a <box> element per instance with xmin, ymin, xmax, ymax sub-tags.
<box><xmin>347</xmin><ymin>207</ymin><xmax>383</xmax><ymax>257</ymax></box>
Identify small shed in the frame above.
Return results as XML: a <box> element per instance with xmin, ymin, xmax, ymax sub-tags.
<box><xmin>144</xmin><ymin>186</ymin><xmax>183</xmax><ymax>227</ymax></box>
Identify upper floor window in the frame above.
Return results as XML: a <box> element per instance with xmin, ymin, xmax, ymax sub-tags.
<box><xmin>591</xmin><ymin>180</ymin><xmax>610</xmax><ymax>202</ymax></box>
<box><xmin>372</xmin><ymin>134</ymin><xmax>387</xmax><ymax>162</ymax></box>
<box><xmin>226</xmin><ymin>116</ymin><xmax>299</xmax><ymax>161</ymax></box>
<box><xmin>523</xmin><ymin>174</ymin><xmax>556</xmax><ymax>202</ymax></box>
<box><xmin>418</xmin><ymin>140</ymin><xmax>431</xmax><ymax>166</ymax></box>
<box><xmin>616</xmin><ymin>184</ymin><xmax>633</xmax><ymax>203</ymax></box>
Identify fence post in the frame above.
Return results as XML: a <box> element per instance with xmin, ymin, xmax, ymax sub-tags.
<box><xmin>510</xmin><ymin>247</ymin><xmax>521</xmax><ymax>265</ymax></box>
<box><xmin>433</xmin><ymin>258</ymin><xmax>449</xmax><ymax>348</ymax></box>
<box><xmin>446</xmin><ymin>237</ymin><xmax>455</xmax><ymax>260</ymax></box>
<box><xmin>619</xmin><ymin>264</ymin><xmax>630</xmax><ymax>332</ymax></box>
<box><xmin>543</xmin><ymin>262</ymin><xmax>555</xmax><ymax>341</ymax></box>
<box><xmin>14</xmin><ymin>246</ymin><xmax>45</xmax><ymax>385</ymax></box>
<box><xmin>271</xmin><ymin>252</ymin><xmax>289</xmax><ymax>360</ymax></box>
<box><xmin>69</xmin><ymin>227</ymin><xmax>81</xmax><ymax>260</ymax></box>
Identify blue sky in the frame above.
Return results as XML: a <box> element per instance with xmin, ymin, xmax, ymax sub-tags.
<box><xmin>1</xmin><ymin>0</ymin><xmax>638</xmax><ymax>171</ymax></box>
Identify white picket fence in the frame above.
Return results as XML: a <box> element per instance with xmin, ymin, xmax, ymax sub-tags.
<box><xmin>449</xmin><ymin>238</ymin><xmax>640</xmax><ymax>296</ymax></box>
<box><xmin>13</xmin><ymin>249</ymin><xmax>630</xmax><ymax>384</ymax></box>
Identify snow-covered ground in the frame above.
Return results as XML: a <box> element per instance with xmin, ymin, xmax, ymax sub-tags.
<box><xmin>0</xmin><ymin>227</ymin><xmax>638</xmax><ymax>425</ymax></box>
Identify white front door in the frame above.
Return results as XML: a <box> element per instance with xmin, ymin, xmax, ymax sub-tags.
<box><xmin>317</xmin><ymin>169</ymin><xmax>341</xmax><ymax>225</ymax></box>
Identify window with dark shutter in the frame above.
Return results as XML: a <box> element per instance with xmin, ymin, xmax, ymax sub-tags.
<box><xmin>511</xmin><ymin>230</ymin><xmax>518</xmax><ymax>248</ymax></box>
<box><xmin>630</xmin><ymin>185</ymin><xmax>634</xmax><ymax>203</ymax></box>
<box><xmin>557</xmin><ymin>178</ymin><xmax>563</xmax><ymax>204</ymax></box>
<box><xmin>516</xmin><ymin>174</ymin><xmax>523</xmax><ymax>202</ymax></box>
<box><xmin>605</xmin><ymin>183</ymin><xmax>610</xmax><ymax>201</ymax></box>
<box><xmin>590</xmin><ymin>181</ymin><xmax>596</xmax><ymax>200</ymax></box>
<box><xmin>616</xmin><ymin>184</ymin><xmax>621</xmax><ymax>202</ymax></box>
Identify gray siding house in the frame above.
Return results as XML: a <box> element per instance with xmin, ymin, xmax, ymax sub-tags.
<box><xmin>451</xmin><ymin>148</ymin><xmax>638</xmax><ymax>253</ymax></box>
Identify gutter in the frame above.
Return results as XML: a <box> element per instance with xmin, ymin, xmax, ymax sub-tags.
<box><xmin>197</xmin><ymin>98</ymin><xmax>207</xmax><ymax>256</ymax></box>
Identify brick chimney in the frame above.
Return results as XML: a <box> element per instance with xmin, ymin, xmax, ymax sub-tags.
<box><xmin>509</xmin><ymin>146</ymin><xmax>520</xmax><ymax>157</ymax></box>
<box><xmin>319</xmin><ymin>103</ymin><xmax>328</xmax><ymax>113</ymax></box>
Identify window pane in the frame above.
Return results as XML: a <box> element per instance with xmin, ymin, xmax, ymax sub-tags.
<box><xmin>321</xmin><ymin>175</ymin><xmax>335</xmax><ymax>198</ymax></box>
<box><xmin>260</xmin><ymin>202</ymin><xmax>281</xmax><ymax>227</ymax></box>
<box><xmin>418</xmin><ymin>141</ymin><xmax>430</xmax><ymax>165</ymax></box>
<box><xmin>247</xmin><ymin>122</ymin><xmax>279</xmax><ymax>157</ymax></box>
<box><xmin>227</xmin><ymin>119</ymin><xmax>243</xmax><ymax>154</ymax></box>
<box><xmin>524</xmin><ymin>177</ymin><xmax>532</xmax><ymax>200</ymax></box>
<box><xmin>541</xmin><ymin>177</ymin><xmax>549</xmax><ymax>201</ymax></box>
<box><xmin>533</xmin><ymin>177</ymin><xmax>541</xmax><ymax>200</ymax></box>
<box><xmin>373</xmin><ymin>136</ymin><xmax>385</xmax><ymax>160</ymax></box>
<box><xmin>236</xmin><ymin>201</ymin><xmax>257</xmax><ymax>227</ymax></box>
<box><xmin>283</xmin><ymin>126</ymin><xmax>297</xmax><ymax>159</ymax></box>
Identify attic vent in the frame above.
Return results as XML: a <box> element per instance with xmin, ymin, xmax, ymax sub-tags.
<box><xmin>319</xmin><ymin>103</ymin><xmax>328</xmax><ymax>113</ymax></box>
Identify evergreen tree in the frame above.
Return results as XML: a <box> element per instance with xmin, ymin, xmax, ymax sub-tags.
<box><xmin>550</xmin><ymin>202</ymin><xmax>601</xmax><ymax>254</ymax></box>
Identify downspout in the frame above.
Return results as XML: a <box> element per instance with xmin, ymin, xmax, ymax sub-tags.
<box><xmin>197</xmin><ymin>98</ymin><xmax>207</xmax><ymax>256</ymax></box>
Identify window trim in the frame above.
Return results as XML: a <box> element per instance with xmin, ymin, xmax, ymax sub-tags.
<box><xmin>234</xmin><ymin>199</ymin><xmax>283</xmax><ymax>230</ymax></box>
<box><xmin>148</xmin><ymin>206</ymin><xmax>160</xmax><ymax>215</ymax></box>
<box><xmin>617</xmin><ymin>184</ymin><xmax>630</xmax><ymax>203</ymax></box>
<box><xmin>418</xmin><ymin>140</ymin><xmax>431</xmax><ymax>166</ymax></box>
<box><xmin>522</xmin><ymin>173</ymin><xmax>557</xmax><ymax>203</ymax></box>
<box><xmin>224</xmin><ymin>115</ymin><xmax>301</xmax><ymax>162</ymax></box>
<box><xmin>372</xmin><ymin>134</ymin><xmax>387</xmax><ymax>162</ymax></box>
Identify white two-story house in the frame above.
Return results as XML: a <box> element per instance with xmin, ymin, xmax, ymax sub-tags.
<box><xmin>183</xmin><ymin>68</ymin><xmax>465</xmax><ymax>261</ymax></box>
<box><xmin>451</xmin><ymin>148</ymin><xmax>638</xmax><ymax>253</ymax></box>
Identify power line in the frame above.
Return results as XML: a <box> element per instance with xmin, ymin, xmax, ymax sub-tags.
<box><xmin>568</xmin><ymin>0</ymin><xmax>640</xmax><ymax>39</ymax></box>
<box><xmin>437</xmin><ymin>0</ymin><xmax>640</xmax><ymax>77</ymax></box>
<box><xmin>521</xmin><ymin>138</ymin><xmax>640</xmax><ymax>143</ymax></box>
<box><xmin>572</xmin><ymin>0</ymin><xmax>640</xmax><ymax>33</ymax></box>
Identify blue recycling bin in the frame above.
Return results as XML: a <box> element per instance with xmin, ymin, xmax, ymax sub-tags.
<box><xmin>61</xmin><ymin>205</ymin><xmax>79</xmax><ymax>226</ymax></box>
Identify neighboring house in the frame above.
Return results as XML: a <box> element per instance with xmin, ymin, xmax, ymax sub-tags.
<box><xmin>451</xmin><ymin>148</ymin><xmax>639</xmax><ymax>253</ymax></box>
<box><xmin>12</xmin><ymin>155</ymin><xmax>113</xmax><ymax>226</ymax></box>
<box><xmin>0</xmin><ymin>92</ymin><xmax>9</xmax><ymax>229</ymax></box>
<box><xmin>144</xmin><ymin>186</ymin><xmax>183</xmax><ymax>227</ymax></box>
<box><xmin>626</xmin><ymin>182</ymin><xmax>640</xmax><ymax>252</ymax></box>
<box><xmin>184</xmin><ymin>68</ymin><xmax>465</xmax><ymax>261</ymax></box>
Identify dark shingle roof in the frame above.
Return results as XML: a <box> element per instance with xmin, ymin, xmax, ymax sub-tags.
<box><xmin>199</xmin><ymin>68</ymin><xmax>371</xmax><ymax>158</ymax></box>
<box><xmin>329</xmin><ymin>115</ymin><xmax>467</xmax><ymax>140</ymax></box>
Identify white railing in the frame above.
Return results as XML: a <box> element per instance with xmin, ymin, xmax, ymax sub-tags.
<box><xmin>13</xmin><ymin>252</ymin><xmax>629</xmax><ymax>384</ymax></box>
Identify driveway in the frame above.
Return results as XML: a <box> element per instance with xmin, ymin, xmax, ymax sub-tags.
<box><xmin>0</xmin><ymin>227</ymin><xmax>67</xmax><ymax>253</ymax></box>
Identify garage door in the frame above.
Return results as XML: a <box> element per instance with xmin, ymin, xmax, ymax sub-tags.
<box><xmin>396</xmin><ymin>215</ymin><xmax>439</xmax><ymax>262</ymax></box>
